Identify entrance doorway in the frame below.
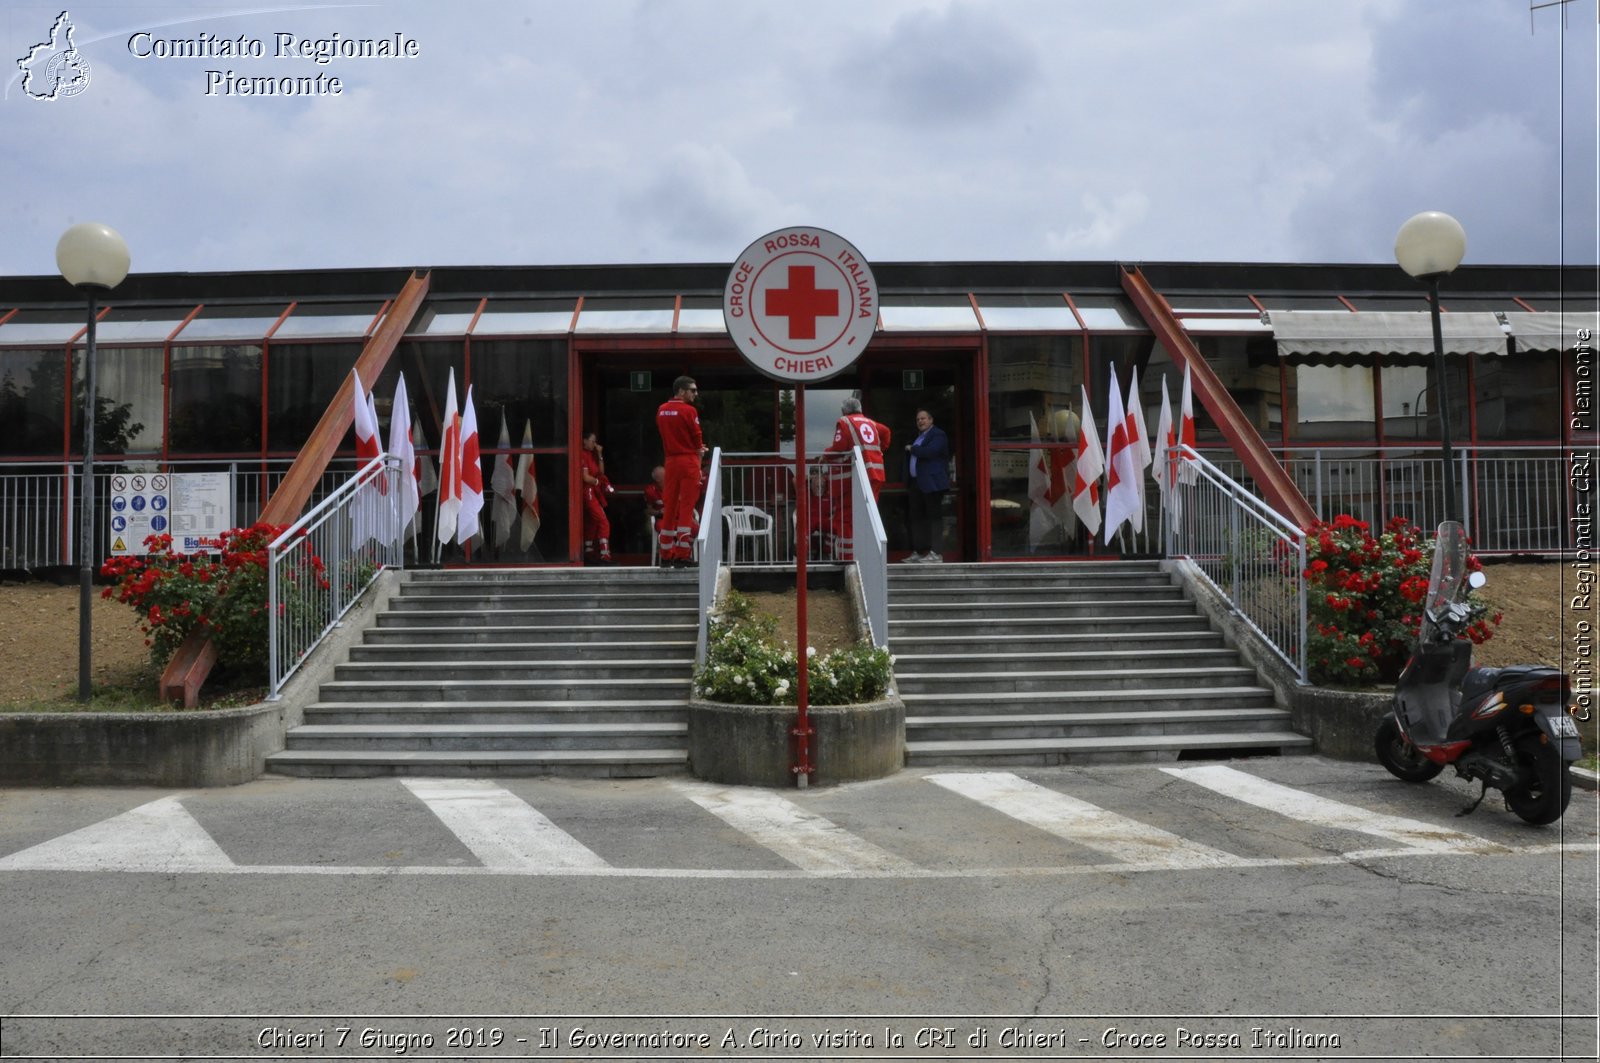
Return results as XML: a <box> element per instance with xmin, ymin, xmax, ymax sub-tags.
<box><xmin>581</xmin><ymin>349</ymin><xmax>975</xmax><ymax>564</ymax></box>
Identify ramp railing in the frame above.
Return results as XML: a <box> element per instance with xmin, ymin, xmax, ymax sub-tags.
<box><xmin>267</xmin><ymin>454</ymin><xmax>403</xmax><ymax>697</ymax></box>
<box><xmin>695</xmin><ymin>448</ymin><xmax>724</xmax><ymax>666</ymax></box>
<box><xmin>1166</xmin><ymin>444</ymin><xmax>1307</xmax><ymax>681</ymax></box>
<box><xmin>850</xmin><ymin>447</ymin><xmax>889</xmax><ymax>648</ymax></box>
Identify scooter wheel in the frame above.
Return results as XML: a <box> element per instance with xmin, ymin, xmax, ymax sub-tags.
<box><xmin>1504</xmin><ymin>735</ymin><xmax>1572</xmax><ymax>826</ymax></box>
<box><xmin>1375</xmin><ymin>715</ymin><xmax>1444</xmax><ymax>782</ymax></box>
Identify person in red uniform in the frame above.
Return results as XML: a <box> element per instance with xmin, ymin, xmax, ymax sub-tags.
<box><xmin>823</xmin><ymin>396</ymin><xmax>890</xmax><ymax>560</ymax></box>
<box><xmin>579</xmin><ymin>429</ymin><xmax>613</xmax><ymax>564</ymax></box>
<box><xmin>656</xmin><ymin>376</ymin><xmax>705</xmax><ymax>566</ymax></box>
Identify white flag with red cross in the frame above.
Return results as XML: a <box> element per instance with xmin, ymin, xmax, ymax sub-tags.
<box><xmin>1070</xmin><ymin>385</ymin><xmax>1103</xmax><ymax>537</ymax></box>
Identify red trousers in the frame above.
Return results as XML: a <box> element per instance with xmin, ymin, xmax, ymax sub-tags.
<box><xmin>660</xmin><ymin>454</ymin><xmax>702</xmax><ymax>561</ymax></box>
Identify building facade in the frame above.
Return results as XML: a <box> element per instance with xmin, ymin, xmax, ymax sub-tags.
<box><xmin>0</xmin><ymin>260</ymin><xmax>1593</xmax><ymax>568</ymax></box>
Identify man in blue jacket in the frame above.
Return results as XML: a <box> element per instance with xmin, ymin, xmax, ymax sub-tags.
<box><xmin>903</xmin><ymin>407</ymin><xmax>951</xmax><ymax>563</ymax></box>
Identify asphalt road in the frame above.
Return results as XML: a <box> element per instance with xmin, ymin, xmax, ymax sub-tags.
<box><xmin>1</xmin><ymin>757</ymin><xmax>1595</xmax><ymax>1061</ymax></box>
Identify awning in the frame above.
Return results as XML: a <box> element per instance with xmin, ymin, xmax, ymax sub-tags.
<box><xmin>1501</xmin><ymin>311</ymin><xmax>1599</xmax><ymax>352</ymax></box>
<box><xmin>1267</xmin><ymin>310</ymin><xmax>1510</xmax><ymax>362</ymax></box>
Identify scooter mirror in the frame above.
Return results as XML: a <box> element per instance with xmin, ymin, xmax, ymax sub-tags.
<box><xmin>1468</xmin><ymin>570</ymin><xmax>1487</xmax><ymax>590</ymax></box>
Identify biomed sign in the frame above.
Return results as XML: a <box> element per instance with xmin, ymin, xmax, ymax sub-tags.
<box><xmin>723</xmin><ymin>227</ymin><xmax>878</xmax><ymax>383</ymax></box>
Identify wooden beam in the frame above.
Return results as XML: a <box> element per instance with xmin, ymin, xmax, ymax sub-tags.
<box><xmin>159</xmin><ymin>269</ymin><xmax>432</xmax><ymax>707</ymax></box>
<box><xmin>1120</xmin><ymin>265</ymin><xmax>1317</xmax><ymax>529</ymax></box>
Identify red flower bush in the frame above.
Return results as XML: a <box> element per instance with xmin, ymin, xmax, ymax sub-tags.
<box><xmin>1301</xmin><ymin>515</ymin><xmax>1499</xmax><ymax>686</ymax></box>
<box><xmin>101</xmin><ymin>522</ymin><xmax>327</xmax><ymax>682</ymax></box>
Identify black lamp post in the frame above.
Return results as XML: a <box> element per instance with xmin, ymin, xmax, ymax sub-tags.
<box><xmin>1394</xmin><ymin>210</ymin><xmax>1467</xmax><ymax>526</ymax></box>
<box><xmin>56</xmin><ymin>222</ymin><xmax>130</xmax><ymax>701</ymax></box>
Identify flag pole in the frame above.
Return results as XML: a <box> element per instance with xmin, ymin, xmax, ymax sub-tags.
<box><xmin>793</xmin><ymin>383</ymin><xmax>812</xmax><ymax>788</ymax></box>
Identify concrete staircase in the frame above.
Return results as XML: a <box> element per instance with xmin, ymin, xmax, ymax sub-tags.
<box><xmin>265</xmin><ymin>567</ymin><xmax>697</xmax><ymax>778</ymax></box>
<box><xmin>891</xmin><ymin>561</ymin><xmax>1310</xmax><ymax>766</ymax></box>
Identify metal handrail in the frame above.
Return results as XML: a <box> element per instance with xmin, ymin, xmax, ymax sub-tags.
<box><xmin>851</xmin><ymin>446</ymin><xmax>889</xmax><ymax>648</ymax></box>
<box><xmin>267</xmin><ymin>453</ymin><xmax>402</xmax><ymax>697</ymax></box>
<box><xmin>695</xmin><ymin>448</ymin><xmax>723</xmax><ymax>666</ymax></box>
<box><xmin>1168</xmin><ymin>444</ymin><xmax>1308</xmax><ymax>681</ymax></box>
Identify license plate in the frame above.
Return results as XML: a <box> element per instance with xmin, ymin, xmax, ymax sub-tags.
<box><xmin>1551</xmin><ymin>714</ymin><xmax>1580</xmax><ymax>739</ymax></box>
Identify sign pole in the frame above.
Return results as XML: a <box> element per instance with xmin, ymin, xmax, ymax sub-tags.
<box><xmin>721</xmin><ymin>226</ymin><xmax>878</xmax><ymax>789</ymax></box>
<box><xmin>793</xmin><ymin>384</ymin><xmax>812</xmax><ymax>786</ymax></box>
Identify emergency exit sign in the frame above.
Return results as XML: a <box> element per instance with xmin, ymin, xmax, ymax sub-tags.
<box><xmin>903</xmin><ymin>370</ymin><xmax>924</xmax><ymax>390</ymax></box>
<box><xmin>630</xmin><ymin>371</ymin><xmax>651</xmax><ymax>392</ymax></box>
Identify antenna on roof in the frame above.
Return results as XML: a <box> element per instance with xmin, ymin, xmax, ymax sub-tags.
<box><xmin>1528</xmin><ymin>0</ymin><xmax>1591</xmax><ymax>32</ymax></box>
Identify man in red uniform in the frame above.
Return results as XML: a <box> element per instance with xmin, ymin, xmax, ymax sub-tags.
<box><xmin>656</xmin><ymin>376</ymin><xmax>705</xmax><ymax>566</ymax></box>
<box><xmin>823</xmin><ymin>396</ymin><xmax>889</xmax><ymax>561</ymax></box>
<box><xmin>579</xmin><ymin>429</ymin><xmax>613</xmax><ymax>563</ymax></box>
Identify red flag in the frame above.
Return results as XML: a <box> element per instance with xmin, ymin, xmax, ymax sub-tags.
<box><xmin>1071</xmin><ymin>385</ymin><xmax>1103</xmax><ymax>537</ymax></box>
<box><xmin>351</xmin><ymin>368</ymin><xmax>383</xmax><ymax>486</ymax></box>
<box><xmin>1103</xmin><ymin>365</ymin><xmax>1141</xmax><ymax>544</ymax></box>
<box><xmin>436</xmin><ymin>371</ymin><xmax>462</xmax><ymax>544</ymax></box>
<box><xmin>456</xmin><ymin>384</ymin><xmax>484</xmax><ymax>545</ymax></box>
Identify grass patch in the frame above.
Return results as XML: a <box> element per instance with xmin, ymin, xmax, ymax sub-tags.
<box><xmin>1</xmin><ymin>667</ymin><xmax>266</xmax><ymax>714</ymax></box>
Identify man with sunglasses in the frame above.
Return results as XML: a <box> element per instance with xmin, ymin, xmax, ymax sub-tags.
<box><xmin>655</xmin><ymin>376</ymin><xmax>706</xmax><ymax>566</ymax></box>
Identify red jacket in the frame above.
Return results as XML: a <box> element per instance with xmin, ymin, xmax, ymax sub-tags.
<box><xmin>656</xmin><ymin>399</ymin><xmax>704</xmax><ymax>457</ymax></box>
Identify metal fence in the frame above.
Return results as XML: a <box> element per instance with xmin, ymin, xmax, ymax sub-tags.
<box><xmin>267</xmin><ymin>455</ymin><xmax>403</xmax><ymax>697</ymax></box>
<box><xmin>718</xmin><ymin>451</ymin><xmax>866</xmax><ymax>564</ymax></box>
<box><xmin>0</xmin><ymin>457</ymin><xmax>372</xmax><ymax>571</ymax></box>
<box><xmin>1168</xmin><ymin>445</ymin><xmax>1308</xmax><ymax>681</ymax></box>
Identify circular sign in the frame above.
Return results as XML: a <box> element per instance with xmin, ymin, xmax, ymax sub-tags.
<box><xmin>723</xmin><ymin>226</ymin><xmax>878</xmax><ymax>383</ymax></box>
<box><xmin>130</xmin><ymin>495</ymin><xmax>146</xmax><ymax>512</ymax></box>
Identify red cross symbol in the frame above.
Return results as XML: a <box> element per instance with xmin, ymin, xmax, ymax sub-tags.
<box><xmin>765</xmin><ymin>265</ymin><xmax>840</xmax><ymax>340</ymax></box>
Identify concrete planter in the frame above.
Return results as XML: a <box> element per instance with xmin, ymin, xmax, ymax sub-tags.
<box><xmin>0</xmin><ymin>702</ymin><xmax>296</xmax><ymax>787</ymax></box>
<box><xmin>686</xmin><ymin>695</ymin><xmax>904</xmax><ymax>788</ymax></box>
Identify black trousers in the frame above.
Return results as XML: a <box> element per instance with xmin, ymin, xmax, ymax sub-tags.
<box><xmin>908</xmin><ymin>488</ymin><xmax>945</xmax><ymax>554</ymax></box>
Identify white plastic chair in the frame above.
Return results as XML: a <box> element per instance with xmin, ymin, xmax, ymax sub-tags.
<box><xmin>722</xmin><ymin>505</ymin><xmax>775</xmax><ymax>563</ymax></box>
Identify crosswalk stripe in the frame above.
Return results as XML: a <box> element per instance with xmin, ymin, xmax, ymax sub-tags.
<box><xmin>0</xmin><ymin>796</ymin><xmax>233</xmax><ymax>873</ymax></box>
<box><xmin>401</xmin><ymin>778</ymin><xmax>608</xmax><ymax>870</ymax></box>
<box><xmin>671</xmin><ymin>781</ymin><xmax>918</xmax><ymax>873</ymax></box>
<box><xmin>1161</xmin><ymin>765</ymin><xmax>1507</xmax><ymax>854</ymax></box>
<box><xmin>925</xmin><ymin>771</ymin><xmax>1244</xmax><ymax>869</ymax></box>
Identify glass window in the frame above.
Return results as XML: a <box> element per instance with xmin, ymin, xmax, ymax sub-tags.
<box><xmin>1290</xmin><ymin>364</ymin><xmax>1373</xmax><ymax>442</ymax></box>
<box><xmin>676</xmin><ymin>297</ymin><xmax>727</xmax><ymax>334</ymax></box>
<box><xmin>94</xmin><ymin>306</ymin><xmax>195</xmax><ymax>344</ymax></box>
<box><xmin>1070</xmin><ymin>295</ymin><xmax>1147</xmax><ymax>331</ymax></box>
<box><xmin>1180</xmin><ymin>317</ymin><xmax>1270</xmax><ymax>334</ymax></box>
<box><xmin>879</xmin><ymin>297</ymin><xmax>979</xmax><ymax>331</ymax></box>
<box><xmin>365</xmin><ymin>341</ymin><xmax>465</xmax><ymax>453</ymax></box>
<box><xmin>1254</xmin><ymin>296</ymin><xmax>1348</xmax><ymax>311</ymax></box>
<box><xmin>976</xmin><ymin>294</ymin><xmax>1081</xmax><ymax>331</ymax></box>
<box><xmin>1346</xmin><ymin>297</ymin><xmax>1431</xmax><ymax>312</ymax></box>
<box><xmin>0</xmin><ymin>348</ymin><xmax>68</xmax><ymax>455</ymax></box>
<box><xmin>573</xmin><ymin>297</ymin><xmax>675</xmax><ymax>334</ymax></box>
<box><xmin>0</xmin><ymin>309</ymin><xmax>87</xmax><ymax>346</ymax></box>
<box><xmin>468</xmin><ymin>339</ymin><xmax>567</xmax><ymax>451</ymax></box>
<box><xmin>1163</xmin><ymin>294</ymin><xmax>1259</xmax><ymax>312</ymax></box>
<box><xmin>1473</xmin><ymin>352</ymin><xmax>1560</xmax><ymax>440</ymax></box>
<box><xmin>471</xmin><ymin>298</ymin><xmax>576</xmax><ymax>335</ymax></box>
<box><xmin>169</xmin><ymin>345</ymin><xmax>263</xmax><ymax>454</ymax></box>
<box><xmin>987</xmin><ymin>335</ymin><xmax>1084</xmax><ymax>442</ymax></box>
<box><xmin>174</xmin><ymin>304</ymin><xmax>286</xmax><ymax>342</ymax></box>
<box><xmin>1192</xmin><ymin>336</ymin><xmax>1280</xmax><ymax>443</ymax></box>
<box><xmin>266</xmin><ymin>342</ymin><xmax>361</xmax><ymax>452</ymax></box>
<box><xmin>407</xmin><ymin>299</ymin><xmax>482</xmax><ymax>337</ymax></box>
<box><xmin>270</xmin><ymin>302</ymin><xmax>384</xmax><ymax>340</ymax></box>
<box><xmin>1379</xmin><ymin>362</ymin><xmax>1469</xmax><ymax>443</ymax></box>
<box><xmin>73</xmin><ymin>344</ymin><xmax>162</xmax><ymax>454</ymax></box>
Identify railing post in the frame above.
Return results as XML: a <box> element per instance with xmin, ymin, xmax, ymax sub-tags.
<box><xmin>268</xmin><ymin>543</ymin><xmax>281</xmax><ymax>699</ymax></box>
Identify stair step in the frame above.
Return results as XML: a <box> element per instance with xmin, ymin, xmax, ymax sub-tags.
<box><xmin>316</xmin><ymin>678</ymin><xmax>693</xmax><ymax>702</ymax></box>
<box><xmin>904</xmin><ymin>730</ymin><xmax>1313</xmax><ymax>767</ymax></box>
<box><xmin>906</xmin><ymin>708</ymin><xmax>1294</xmax><ymax>741</ymax></box>
<box><xmin>350</xmin><ymin>641</ymin><xmax>694</xmax><ymax>662</ymax></box>
<box><xmin>375</xmin><ymin>608</ymin><xmax>697</xmax><ymax>627</ymax></box>
<box><xmin>264</xmin><ymin>747</ymin><xmax>689</xmax><ymax>778</ymax></box>
<box><xmin>286</xmin><ymin>722</ymin><xmax>686</xmax><ymax>751</ymax></box>
<box><xmin>364</xmin><ymin>624</ymin><xmax>697</xmax><ymax>643</ymax></box>
<box><xmin>898</xmin><ymin>685</ymin><xmax>1280</xmax><ymax>713</ymax></box>
<box><xmin>892</xmin><ymin>648</ymin><xmax>1238</xmax><ymax>672</ymax></box>
<box><xmin>894</xmin><ymin>666</ymin><xmax>1261</xmax><ymax>694</ymax></box>
<box><xmin>333</xmin><ymin>660</ymin><xmax>692</xmax><ymax>682</ymax></box>
<box><xmin>303</xmin><ymin>700</ymin><xmax>689</xmax><ymax>725</ymax></box>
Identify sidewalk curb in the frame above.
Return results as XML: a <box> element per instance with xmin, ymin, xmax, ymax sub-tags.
<box><xmin>1570</xmin><ymin>765</ymin><xmax>1600</xmax><ymax>792</ymax></box>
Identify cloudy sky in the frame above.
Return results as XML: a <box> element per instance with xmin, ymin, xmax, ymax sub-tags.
<box><xmin>2</xmin><ymin>0</ymin><xmax>1595</xmax><ymax>278</ymax></box>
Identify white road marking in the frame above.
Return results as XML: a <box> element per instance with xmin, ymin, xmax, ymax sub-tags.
<box><xmin>670</xmin><ymin>780</ymin><xmax>917</xmax><ymax>873</ymax></box>
<box><xmin>925</xmin><ymin>771</ymin><xmax>1245</xmax><ymax>869</ymax></box>
<box><xmin>401</xmin><ymin>778</ymin><xmax>608</xmax><ymax>870</ymax></box>
<box><xmin>1162</xmin><ymin>765</ymin><xmax>1509</xmax><ymax>855</ymax></box>
<box><xmin>0</xmin><ymin>795</ymin><xmax>232</xmax><ymax>873</ymax></box>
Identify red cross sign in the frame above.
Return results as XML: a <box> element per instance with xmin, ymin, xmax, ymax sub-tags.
<box><xmin>723</xmin><ymin>226</ymin><xmax>878</xmax><ymax>383</ymax></box>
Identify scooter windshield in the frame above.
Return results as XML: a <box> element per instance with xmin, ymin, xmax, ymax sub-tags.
<box><xmin>1421</xmin><ymin>521</ymin><xmax>1469</xmax><ymax>644</ymax></box>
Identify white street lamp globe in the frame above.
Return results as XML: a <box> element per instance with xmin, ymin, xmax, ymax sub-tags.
<box><xmin>1394</xmin><ymin>211</ymin><xmax>1466</xmax><ymax>279</ymax></box>
<box><xmin>55</xmin><ymin>222</ymin><xmax>130</xmax><ymax>290</ymax></box>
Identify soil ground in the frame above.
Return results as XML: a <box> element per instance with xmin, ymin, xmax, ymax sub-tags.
<box><xmin>0</xmin><ymin>562</ymin><xmax>1590</xmax><ymax>706</ymax></box>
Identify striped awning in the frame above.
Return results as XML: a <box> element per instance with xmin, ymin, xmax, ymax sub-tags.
<box><xmin>1501</xmin><ymin>311</ymin><xmax>1599</xmax><ymax>352</ymax></box>
<box><xmin>1267</xmin><ymin>310</ymin><xmax>1510</xmax><ymax>361</ymax></box>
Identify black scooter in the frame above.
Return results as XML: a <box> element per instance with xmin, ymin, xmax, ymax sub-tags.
<box><xmin>1375</xmin><ymin>521</ymin><xmax>1581</xmax><ymax>825</ymax></box>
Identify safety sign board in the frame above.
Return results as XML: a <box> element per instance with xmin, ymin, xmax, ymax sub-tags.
<box><xmin>723</xmin><ymin>226</ymin><xmax>877</xmax><ymax>384</ymax></box>
<box><xmin>108</xmin><ymin>471</ymin><xmax>232</xmax><ymax>556</ymax></box>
